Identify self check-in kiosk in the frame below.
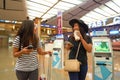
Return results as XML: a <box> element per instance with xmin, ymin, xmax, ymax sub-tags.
<box><xmin>52</xmin><ymin>34</ymin><xmax>64</xmax><ymax>69</ymax></box>
<box><xmin>92</xmin><ymin>31</ymin><xmax>114</xmax><ymax>80</ymax></box>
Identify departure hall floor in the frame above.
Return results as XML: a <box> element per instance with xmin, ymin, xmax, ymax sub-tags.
<box><xmin>0</xmin><ymin>47</ymin><xmax>120</xmax><ymax>80</ymax></box>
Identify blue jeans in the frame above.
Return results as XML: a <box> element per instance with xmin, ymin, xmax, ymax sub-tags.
<box><xmin>69</xmin><ymin>65</ymin><xmax>88</xmax><ymax>80</ymax></box>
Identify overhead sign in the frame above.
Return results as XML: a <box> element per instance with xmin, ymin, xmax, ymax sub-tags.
<box><xmin>89</xmin><ymin>16</ymin><xmax>120</xmax><ymax>28</ymax></box>
<box><xmin>88</xmin><ymin>20</ymin><xmax>107</xmax><ymax>28</ymax></box>
<box><xmin>41</xmin><ymin>24</ymin><xmax>56</xmax><ymax>28</ymax></box>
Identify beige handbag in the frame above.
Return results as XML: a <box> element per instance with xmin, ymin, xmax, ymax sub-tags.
<box><xmin>64</xmin><ymin>42</ymin><xmax>81</xmax><ymax>72</ymax></box>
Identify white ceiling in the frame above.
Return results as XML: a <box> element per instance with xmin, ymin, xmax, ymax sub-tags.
<box><xmin>1</xmin><ymin>0</ymin><xmax>120</xmax><ymax>28</ymax></box>
<box><xmin>26</xmin><ymin>0</ymin><xmax>88</xmax><ymax>21</ymax></box>
<box><xmin>44</xmin><ymin>0</ymin><xmax>111</xmax><ymax>27</ymax></box>
<box><xmin>81</xmin><ymin>0</ymin><xmax>120</xmax><ymax>24</ymax></box>
<box><xmin>26</xmin><ymin>0</ymin><xmax>120</xmax><ymax>27</ymax></box>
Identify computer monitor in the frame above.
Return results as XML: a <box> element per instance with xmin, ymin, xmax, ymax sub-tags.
<box><xmin>94</xmin><ymin>41</ymin><xmax>110</xmax><ymax>53</ymax></box>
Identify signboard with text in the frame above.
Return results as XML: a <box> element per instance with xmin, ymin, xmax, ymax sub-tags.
<box><xmin>57</xmin><ymin>11</ymin><xmax>62</xmax><ymax>34</ymax></box>
<box><xmin>89</xmin><ymin>16</ymin><xmax>120</xmax><ymax>28</ymax></box>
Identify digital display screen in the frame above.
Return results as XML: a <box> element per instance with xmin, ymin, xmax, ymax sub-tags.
<box><xmin>109</xmin><ymin>30</ymin><xmax>119</xmax><ymax>35</ymax></box>
<box><xmin>94</xmin><ymin>41</ymin><xmax>110</xmax><ymax>52</ymax></box>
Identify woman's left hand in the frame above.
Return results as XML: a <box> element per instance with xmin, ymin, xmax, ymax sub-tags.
<box><xmin>76</xmin><ymin>31</ymin><xmax>83</xmax><ymax>40</ymax></box>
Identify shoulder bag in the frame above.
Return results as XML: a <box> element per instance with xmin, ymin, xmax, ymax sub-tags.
<box><xmin>64</xmin><ymin>42</ymin><xmax>81</xmax><ymax>72</ymax></box>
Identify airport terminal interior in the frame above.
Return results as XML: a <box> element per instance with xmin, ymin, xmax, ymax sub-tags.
<box><xmin>0</xmin><ymin>0</ymin><xmax>120</xmax><ymax>80</ymax></box>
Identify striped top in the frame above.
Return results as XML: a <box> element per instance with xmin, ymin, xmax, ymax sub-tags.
<box><xmin>13</xmin><ymin>36</ymin><xmax>41</xmax><ymax>71</ymax></box>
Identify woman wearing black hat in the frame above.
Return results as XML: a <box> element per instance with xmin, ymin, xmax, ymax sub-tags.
<box><xmin>67</xmin><ymin>19</ymin><xmax>92</xmax><ymax>80</ymax></box>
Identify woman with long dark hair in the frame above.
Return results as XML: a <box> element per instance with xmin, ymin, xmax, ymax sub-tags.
<box><xmin>67</xmin><ymin>19</ymin><xmax>92</xmax><ymax>80</ymax></box>
<box><xmin>13</xmin><ymin>20</ymin><xmax>51</xmax><ymax>80</ymax></box>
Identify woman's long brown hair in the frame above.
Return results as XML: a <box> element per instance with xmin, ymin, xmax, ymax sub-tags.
<box><xmin>16</xmin><ymin>20</ymin><xmax>38</xmax><ymax>49</ymax></box>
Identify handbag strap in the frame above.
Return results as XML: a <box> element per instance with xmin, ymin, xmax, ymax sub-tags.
<box><xmin>75</xmin><ymin>42</ymin><xmax>81</xmax><ymax>59</ymax></box>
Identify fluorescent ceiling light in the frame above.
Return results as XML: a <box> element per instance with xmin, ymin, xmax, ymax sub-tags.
<box><xmin>112</xmin><ymin>0</ymin><xmax>120</xmax><ymax>5</ymax></box>
<box><xmin>42</xmin><ymin>14</ymin><xmax>55</xmax><ymax>19</ymax></box>
<box><xmin>28</xmin><ymin>10</ymin><xmax>43</xmax><ymax>15</ymax></box>
<box><xmin>81</xmin><ymin>0</ymin><xmax>120</xmax><ymax>24</ymax></box>
<box><xmin>30</xmin><ymin>17</ymin><xmax>35</xmax><ymax>20</ymax></box>
<box><xmin>26</xmin><ymin>1</ymin><xmax>49</xmax><ymax>11</ymax></box>
<box><xmin>56</xmin><ymin>2</ymin><xmax>75</xmax><ymax>8</ymax></box>
<box><xmin>94</xmin><ymin>8</ymin><xmax>111</xmax><ymax>17</ymax></box>
<box><xmin>81</xmin><ymin>16</ymin><xmax>97</xmax><ymax>23</ymax></box>
<box><xmin>47</xmin><ymin>8</ymin><xmax>64</xmax><ymax>15</ymax></box>
<box><xmin>99</xmin><ymin>5</ymin><xmax>116</xmax><ymax>15</ymax></box>
<box><xmin>62</xmin><ymin>0</ymin><xmax>83</xmax><ymax>5</ymax></box>
<box><xmin>54</xmin><ymin>4</ymin><xmax>70</xmax><ymax>10</ymax></box>
<box><xmin>105</xmin><ymin>1</ymin><xmax>120</xmax><ymax>13</ymax></box>
<box><xmin>27</xmin><ymin>5</ymin><xmax>48</xmax><ymax>12</ymax></box>
<box><xmin>28</xmin><ymin>0</ymin><xmax>55</xmax><ymax>6</ymax></box>
<box><xmin>44</xmin><ymin>0</ymin><xmax>58</xmax><ymax>4</ymax></box>
<box><xmin>86</xmin><ymin>11</ymin><xmax>105</xmax><ymax>20</ymax></box>
<box><xmin>26</xmin><ymin>0</ymin><xmax>88</xmax><ymax>21</ymax></box>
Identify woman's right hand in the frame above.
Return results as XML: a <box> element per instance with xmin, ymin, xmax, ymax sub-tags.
<box><xmin>65</xmin><ymin>41</ymin><xmax>73</xmax><ymax>50</ymax></box>
<box><xmin>21</xmin><ymin>47</ymin><xmax>33</xmax><ymax>54</ymax></box>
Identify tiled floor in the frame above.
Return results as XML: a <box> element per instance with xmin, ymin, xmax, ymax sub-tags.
<box><xmin>0</xmin><ymin>47</ymin><xmax>120</xmax><ymax>80</ymax></box>
<box><xmin>0</xmin><ymin>47</ymin><xmax>17</xmax><ymax>80</ymax></box>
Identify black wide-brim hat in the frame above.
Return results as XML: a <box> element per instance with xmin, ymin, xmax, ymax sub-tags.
<box><xmin>69</xmin><ymin>19</ymin><xmax>88</xmax><ymax>33</ymax></box>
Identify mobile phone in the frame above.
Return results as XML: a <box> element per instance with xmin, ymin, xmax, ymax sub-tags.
<box><xmin>27</xmin><ymin>45</ymin><xmax>33</xmax><ymax>49</ymax></box>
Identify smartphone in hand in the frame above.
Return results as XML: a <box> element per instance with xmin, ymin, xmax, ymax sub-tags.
<box><xmin>27</xmin><ymin>45</ymin><xmax>33</xmax><ymax>49</ymax></box>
